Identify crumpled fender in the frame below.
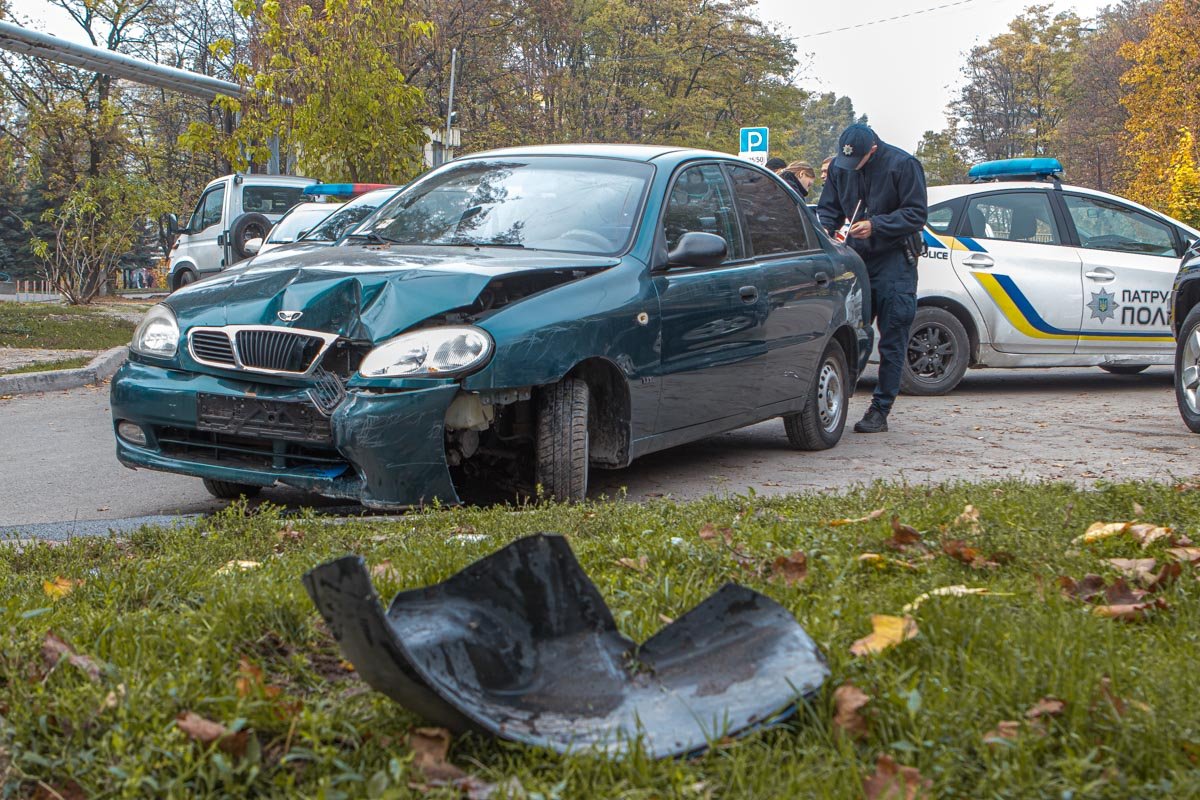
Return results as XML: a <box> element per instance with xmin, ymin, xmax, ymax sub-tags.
<box><xmin>304</xmin><ymin>534</ymin><xmax>829</xmax><ymax>757</ymax></box>
<box><xmin>330</xmin><ymin>385</ymin><xmax>460</xmax><ymax>507</ymax></box>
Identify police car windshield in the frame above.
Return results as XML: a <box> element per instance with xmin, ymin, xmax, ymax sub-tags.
<box><xmin>362</xmin><ymin>157</ymin><xmax>652</xmax><ymax>255</ymax></box>
<box><xmin>303</xmin><ymin>190</ymin><xmax>400</xmax><ymax>242</ymax></box>
<box><xmin>268</xmin><ymin>205</ymin><xmax>337</xmax><ymax>243</ymax></box>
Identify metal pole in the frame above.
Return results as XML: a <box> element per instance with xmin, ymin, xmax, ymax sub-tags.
<box><xmin>444</xmin><ymin>48</ymin><xmax>458</xmax><ymax>160</ymax></box>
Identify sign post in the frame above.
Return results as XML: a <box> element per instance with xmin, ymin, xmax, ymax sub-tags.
<box><xmin>738</xmin><ymin>127</ymin><xmax>770</xmax><ymax>166</ymax></box>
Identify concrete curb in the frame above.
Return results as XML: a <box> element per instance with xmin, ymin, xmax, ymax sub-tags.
<box><xmin>0</xmin><ymin>346</ymin><xmax>127</xmax><ymax>395</ymax></box>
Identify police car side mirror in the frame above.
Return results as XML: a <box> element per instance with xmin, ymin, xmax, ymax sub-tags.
<box><xmin>667</xmin><ymin>232</ymin><xmax>727</xmax><ymax>269</ymax></box>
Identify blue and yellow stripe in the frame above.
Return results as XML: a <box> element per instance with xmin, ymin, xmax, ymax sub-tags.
<box><xmin>923</xmin><ymin>230</ymin><xmax>987</xmax><ymax>253</ymax></box>
<box><xmin>973</xmin><ymin>272</ymin><xmax>1173</xmax><ymax>342</ymax></box>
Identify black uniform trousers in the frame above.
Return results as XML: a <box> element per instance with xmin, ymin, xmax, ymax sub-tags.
<box><xmin>865</xmin><ymin>248</ymin><xmax>917</xmax><ymax>415</ymax></box>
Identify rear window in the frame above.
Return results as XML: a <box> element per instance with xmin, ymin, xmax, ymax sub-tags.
<box><xmin>927</xmin><ymin>201</ymin><xmax>957</xmax><ymax>234</ymax></box>
<box><xmin>243</xmin><ymin>186</ymin><xmax>307</xmax><ymax>215</ymax></box>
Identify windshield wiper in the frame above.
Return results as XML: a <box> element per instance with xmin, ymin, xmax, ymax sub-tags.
<box><xmin>346</xmin><ymin>231</ymin><xmax>400</xmax><ymax>245</ymax></box>
<box><xmin>445</xmin><ymin>237</ymin><xmax>526</xmax><ymax>248</ymax></box>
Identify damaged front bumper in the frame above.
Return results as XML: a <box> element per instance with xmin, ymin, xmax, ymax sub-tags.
<box><xmin>110</xmin><ymin>360</ymin><xmax>462</xmax><ymax>507</ymax></box>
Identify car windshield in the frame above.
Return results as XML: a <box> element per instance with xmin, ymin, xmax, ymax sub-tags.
<box><xmin>362</xmin><ymin>156</ymin><xmax>653</xmax><ymax>255</ymax></box>
<box><xmin>268</xmin><ymin>205</ymin><xmax>338</xmax><ymax>243</ymax></box>
<box><xmin>303</xmin><ymin>189</ymin><xmax>400</xmax><ymax>242</ymax></box>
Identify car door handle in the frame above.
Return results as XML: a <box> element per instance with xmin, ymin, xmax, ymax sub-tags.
<box><xmin>961</xmin><ymin>254</ymin><xmax>994</xmax><ymax>268</ymax></box>
<box><xmin>1085</xmin><ymin>268</ymin><xmax>1115</xmax><ymax>281</ymax></box>
<box><xmin>739</xmin><ymin>285</ymin><xmax>759</xmax><ymax>303</ymax></box>
<box><xmin>814</xmin><ymin>271</ymin><xmax>830</xmax><ymax>286</ymax></box>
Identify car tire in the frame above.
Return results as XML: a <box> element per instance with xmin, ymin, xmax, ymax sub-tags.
<box><xmin>173</xmin><ymin>268</ymin><xmax>197</xmax><ymax>290</ymax></box>
<box><xmin>536</xmin><ymin>378</ymin><xmax>590</xmax><ymax>502</ymax></box>
<box><xmin>1100</xmin><ymin>364</ymin><xmax>1150</xmax><ymax>375</ymax></box>
<box><xmin>783</xmin><ymin>340</ymin><xmax>849</xmax><ymax>451</ymax></box>
<box><xmin>202</xmin><ymin>478</ymin><xmax>263</xmax><ymax>500</ymax></box>
<box><xmin>1175</xmin><ymin>304</ymin><xmax>1200</xmax><ymax>433</ymax></box>
<box><xmin>229</xmin><ymin>213</ymin><xmax>271</xmax><ymax>262</ymax></box>
<box><xmin>901</xmin><ymin>306</ymin><xmax>970</xmax><ymax>396</ymax></box>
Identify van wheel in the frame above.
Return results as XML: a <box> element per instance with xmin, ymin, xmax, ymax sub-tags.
<box><xmin>901</xmin><ymin>306</ymin><xmax>970</xmax><ymax>395</ymax></box>
<box><xmin>174</xmin><ymin>269</ymin><xmax>197</xmax><ymax>290</ymax></box>
<box><xmin>202</xmin><ymin>479</ymin><xmax>263</xmax><ymax>500</ymax></box>
<box><xmin>1100</xmin><ymin>364</ymin><xmax>1149</xmax><ymax>375</ymax></box>
<box><xmin>536</xmin><ymin>378</ymin><xmax>589</xmax><ymax>502</ymax></box>
<box><xmin>1175</xmin><ymin>305</ymin><xmax>1200</xmax><ymax>433</ymax></box>
<box><xmin>229</xmin><ymin>213</ymin><xmax>271</xmax><ymax>262</ymax></box>
<box><xmin>783</xmin><ymin>340</ymin><xmax>848</xmax><ymax>450</ymax></box>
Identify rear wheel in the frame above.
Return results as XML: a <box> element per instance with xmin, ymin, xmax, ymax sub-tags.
<box><xmin>1100</xmin><ymin>364</ymin><xmax>1150</xmax><ymax>375</ymax></box>
<box><xmin>901</xmin><ymin>306</ymin><xmax>970</xmax><ymax>396</ymax></box>
<box><xmin>173</xmin><ymin>268</ymin><xmax>197</xmax><ymax>291</ymax></box>
<box><xmin>535</xmin><ymin>378</ymin><xmax>590</xmax><ymax>502</ymax></box>
<box><xmin>783</xmin><ymin>340</ymin><xmax>849</xmax><ymax>451</ymax></box>
<box><xmin>202</xmin><ymin>478</ymin><xmax>263</xmax><ymax>500</ymax></box>
<box><xmin>1175</xmin><ymin>304</ymin><xmax>1200</xmax><ymax>433</ymax></box>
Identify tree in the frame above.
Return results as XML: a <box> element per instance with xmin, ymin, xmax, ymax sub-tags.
<box><xmin>1167</xmin><ymin>128</ymin><xmax>1200</xmax><ymax>228</ymax></box>
<box><xmin>1055</xmin><ymin>1</ymin><xmax>1156</xmax><ymax>191</ymax></box>
<box><xmin>916</xmin><ymin>124</ymin><xmax>969</xmax><ymax>186</ymax></box>
<box><xmin>952</xmin><ymin>5</ymin><xmax>1081</xmax><ymax>162</ymax></box>
<box><xmin>782</xmin><ymin>91</ymin><xmax>864</xmax><ymax>166</ymax></box>
<box><xmin>1117</xmin><ymin>0</ymin><xmax>1200</xmax><ymax>214</ymax></box>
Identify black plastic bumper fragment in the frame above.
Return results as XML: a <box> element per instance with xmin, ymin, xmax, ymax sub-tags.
<box><xmin>302</xmin><ymin>534</ymin><xmax>829</xmax><ymax>757</ymax></box>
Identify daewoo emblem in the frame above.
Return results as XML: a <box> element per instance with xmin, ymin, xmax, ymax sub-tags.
<box><xmin>277</xmin><ymin>311</ymin><xmax>304</xmax><ymax>323</ymax></box>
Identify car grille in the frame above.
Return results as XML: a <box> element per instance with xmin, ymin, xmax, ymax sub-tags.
<box><xmin>157</xmin><ymin>426</ymin><xmax>351</xmax><ymax>476</ymax></box>
<box><xmin>190</xmin><ymin>330</ymin><xmax>236</xmax><ymax>366</ymax></box>
<box><xmin>188</xmin><ymin>326</ymin><xmax>338</xmax><ymax>376</ymax></box>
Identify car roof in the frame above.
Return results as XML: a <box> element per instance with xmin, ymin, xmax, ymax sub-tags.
<box><xmin>461</xmin><ymin>143</ymin><xmax>730</xmax><ymax>163</ymax></box>
<box><xmin>930</xmin><ymin>181</ymin><xmax>1200</xmax><ymax>237</ymax></box>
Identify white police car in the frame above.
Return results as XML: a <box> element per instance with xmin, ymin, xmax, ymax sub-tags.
<box><xmin>904</xmin><ymin>158</ymin><xmax>1200</xmax><ymax>394</ymax></box>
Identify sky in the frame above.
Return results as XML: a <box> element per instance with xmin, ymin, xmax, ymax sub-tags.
<box><xmin>10</xmin><ymin>0</ymin><xmax>1113</xmax><ymax>152</ymax></box>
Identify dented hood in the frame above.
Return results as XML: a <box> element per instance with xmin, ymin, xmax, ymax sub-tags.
<box><xmin>167</xmin><ymin>245</ymin><xmax>620</xmax><ymax>343</ymax></box>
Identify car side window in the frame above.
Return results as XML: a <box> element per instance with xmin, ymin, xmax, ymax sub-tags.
<box><xmin>727</xmin><ymin>164</ymin><xmax>812</xmax><ymax>256</ymax></box>
<box><xmin>190</xmin><ymin>186</ymin><xmax>225</xmax><ymax>232</ymax></box>
<box><xmin>243</xmin><ymin>186</ymin><xmax>307</xmax><ymax>214</ymax></box>
<box><xmin>927</xmin><ymin>201</ymin><xmax>957</xmax><ymax>234</ymax></box>
<box><xmin>1063</xmin><ymin>194</ymin><xmax>1177</xmax><ymax>257</ymax></box>
<box><xmin>662</xmin><ymin>164</ymin><xmax>745</xmax><ymax>261</ymax></box>
<box><xmin>964</xmin><ymin>192</ymin><xmax>1061</xmax><ymax>244</ymax></box>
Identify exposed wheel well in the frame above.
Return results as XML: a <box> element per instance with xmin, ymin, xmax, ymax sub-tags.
<box><xmin>171</xmin><ymin>265</ymin><xmax>197</xmax><ymax>291</ymax></box>
<box><xmin>917</xmin><ymin>297</ymin><xmax>980</xmax><ymax>365</ymax></box>
<box><xmin>567</xmin><ymin>358</ymin><xmax>631</xmax><ymax>468</ymax></box>
<box><xmin>831</xmin><ymin>325</ymin><xmax>860</xmax><ymax>383</ymax></box>
<box><xmin>1174</xmin><ymin>279</ymin><xmax>1200</xmax><ymax>337</ymax></box>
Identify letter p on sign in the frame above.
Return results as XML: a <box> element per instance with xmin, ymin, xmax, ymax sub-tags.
<box><xmin>739</xmin><ymin>127</ymin><xmax>769</xmax><ymax>166</ymax></box>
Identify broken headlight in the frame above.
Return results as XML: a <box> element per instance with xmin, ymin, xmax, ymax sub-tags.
<box><xmin>359</xmin><ymin>326</ymin><xmax>492</xmax><ymax>378</ymax></box>
<box><xmin>130</xmin><ymin>304</ymin><xmax>179</xmax><ymax>359</ymax></box>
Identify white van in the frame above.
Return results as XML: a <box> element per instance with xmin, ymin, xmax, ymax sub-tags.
<box><xmin>164</xmin><ymin>173</ymin><xmax>317</xmax><ymax>290</ymax></box>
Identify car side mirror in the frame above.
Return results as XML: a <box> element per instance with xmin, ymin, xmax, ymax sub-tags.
<box><xmin>667</xmin><ymin>232</ymin><xmax>728</xmax><ymax>269</ymax></box>
<box><xmin>243</xmin><ymin>237</ymin><xmax>262</xmax><ymax>256</ymax></box>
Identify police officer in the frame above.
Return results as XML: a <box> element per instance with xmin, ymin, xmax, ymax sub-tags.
<box><xmin>817</xmin><ymin>123</ymin><xmax>928</xmax><ymax>433</ymax></box>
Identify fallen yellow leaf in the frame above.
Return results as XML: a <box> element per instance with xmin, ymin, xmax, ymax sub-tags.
<box><xmin>902</xmin><ymin>585</ymin><xmax>1007</xmax><ymax>613</ymax></box>
<box><xmin>1128</xmin><ymin>523</ymin><xmax>1173</xmax><ymax>548</ymax></box>
<box><xmin>827</xmin><ymin>509</ymin><xmax>886</xmax><ymax>526</ymax></box>
<box><xmin>850</xmin><ymin>615</ymin><xmax>919</xmax><ymax>657</ymax></box>
<box><xmin>1074</xmin><ymin>522</ymin><xmax>1131</xmax><ymax>544</ymax></box>
<box><xmin>42</xmin><ymin>576</ymin><xmax>82</xmax><ymax>600</ymax></box>
<box><xmin>215</xmin><ymin>560</ymin><xmax>261</xmax><ymax>576</ymax></box>
<box><xmin>858</xmin><ymin>553</ymin><xmax>921</xmax><ymax>571</ymax></box>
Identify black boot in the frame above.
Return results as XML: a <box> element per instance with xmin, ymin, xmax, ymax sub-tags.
<box><xmin>853</xmin><ymin>407</ymin><xmax>888</xmax><ymax>433</ymax></box>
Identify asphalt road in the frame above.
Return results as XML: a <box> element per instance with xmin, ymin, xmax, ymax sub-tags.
<box><xmin>2</xmin><ymin>366</ymin><xmax>1197</xmax><ymax>538</ymax></box>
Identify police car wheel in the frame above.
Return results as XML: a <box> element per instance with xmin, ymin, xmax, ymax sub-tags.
<box><xmin>901</xmin><ymin>307</ymin><xmax>970</xmax><ymax>396</ymax></box>
<box><xmin>783</xmin><ymin>341</ymin><xmax>848</xmax><ymax>450</ymax></box>
<box><xmin>1174</xmin><ymin>304</ymin><xmax>1200</xmax><ymax>433</ymax></box>
<box><xmin>202</xmin><ymin>478</ymin><xmax>263</xmax><ymax>500</ymax></box>
<box><xmin>1099</xmin><ymin>365</ymin><xmax>1150</xmax><ymax>375</ymax></box>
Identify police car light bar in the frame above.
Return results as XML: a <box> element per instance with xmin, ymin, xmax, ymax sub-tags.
<box><xmin>968</xmin><ymin>158</ymin><xmax>1064</xmax><ymax>183</ymax></box>
<box><xmin>303</xmin><ymin>183</ymin><xmax>396</xmax><ymax>197</ymax></box>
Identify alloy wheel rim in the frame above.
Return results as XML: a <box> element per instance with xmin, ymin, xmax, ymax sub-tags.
<box><xmin>1183</xmin><ymin>328</ymin><xmax>1200</xmax><ymax>414</ymax></box>
<box><xmin>817</xmin><ymin>359</ymin><xmax>843</xmax><ymax>433</ymax></box>
<box><xmin>907</xmin><ymin>322</ymin><xmax>956</xmax><ymax>381</ymax></box>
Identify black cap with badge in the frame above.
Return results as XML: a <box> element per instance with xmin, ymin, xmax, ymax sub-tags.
<box><xmin>832</xmin><ymin>123</ymin><xmax>878</xmax><ymax>170</ymax></box>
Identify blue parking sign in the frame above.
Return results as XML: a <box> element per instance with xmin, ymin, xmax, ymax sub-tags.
<box><xmin>739</xmin><ymin>127</ymin><xmax>769</xmax><ymax>155</ymax></box>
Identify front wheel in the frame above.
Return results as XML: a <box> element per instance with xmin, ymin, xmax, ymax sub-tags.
<box><xmin>1175</xmin><ymin>304</ymin><xmax>1200</xmax><ymax>433</ymax></box>
<box><xmin>535</xmin><ymin>378</ymin><xmax>590</xmax><ymax>502</ymax></box>
<box><xmin>1100</xmin><ymin>364</ymin><xmax>1150</xmax><ymax>375</ymax></box>
<box><xmin>202</xmin><ymin>478</ymin><xmax>263</xmax><ymax>500</ymax></box>
<box><xmin>783</xmin><ymin>341</ymin><xmax>849</xmax><ymax>451</ymax></box>
<box><xmin>900</xmin><ymin>306</ymin><xmax>970</xmax><ymax>396</ymax></box>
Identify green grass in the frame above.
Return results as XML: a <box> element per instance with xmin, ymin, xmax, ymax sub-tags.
<box><xmin>2</xmin><ymin>480</ymin><xmax>1199</xmax><ymax>798</ymax></box>
<box><xmin>0</xmin><ymin>302</ymin><xmax>135</xmax><ymax>349</ymax></box>
<box><xmin>0</xmin><ymin>355</ymin><xmax>94</xmax><ymax>375</ymax></box>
